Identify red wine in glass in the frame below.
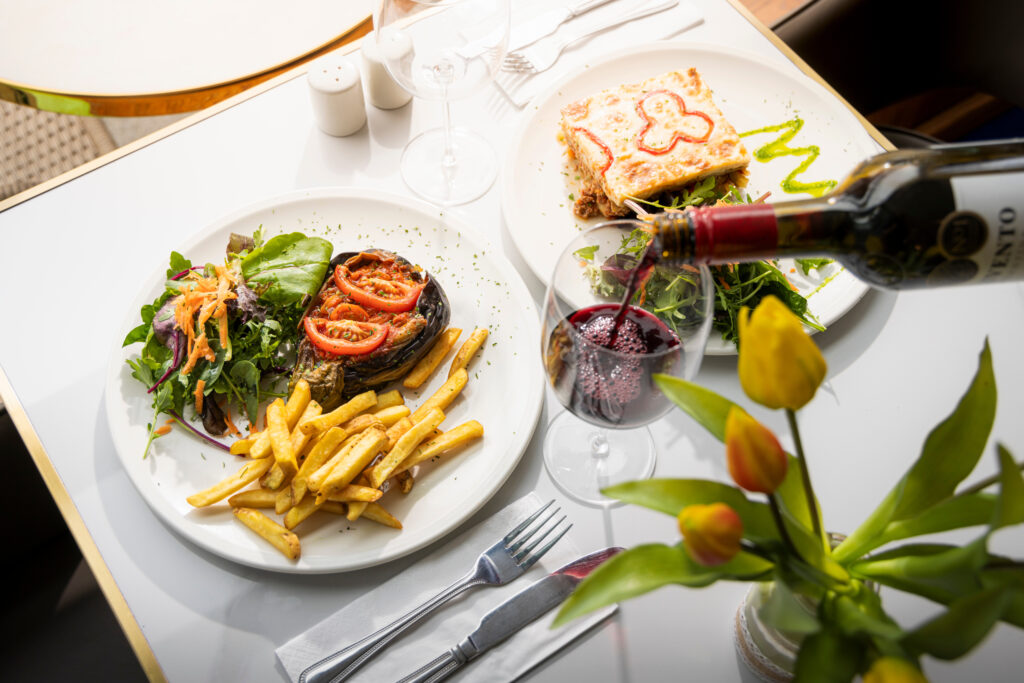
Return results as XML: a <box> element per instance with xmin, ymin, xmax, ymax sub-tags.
<box><xmin>548</xmin><ymin>303</ymin><xmax>681</xmax><ymax>429</ymax></box>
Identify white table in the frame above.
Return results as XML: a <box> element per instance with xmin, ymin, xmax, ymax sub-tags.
<box><xmin>2</xmin><ymin>1</ymin><xmax>1022</xmax><ymax>681</ymax></box>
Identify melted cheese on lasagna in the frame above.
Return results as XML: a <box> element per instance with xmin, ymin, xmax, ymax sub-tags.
<box><xmin>560</xmin><ymin>68</ymin><xmax>750</xmax><ymax>217</ymax></box>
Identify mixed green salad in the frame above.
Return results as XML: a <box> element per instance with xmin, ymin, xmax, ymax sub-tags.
<box><xmin>122</xmin><ymin>230</ymin><xmax>332</xmax><ymax>457</ymax></box>
<box><xmin>580</xmin><ymin>178</ymin><xmax>830</xmax><ymax>345</ymax></box>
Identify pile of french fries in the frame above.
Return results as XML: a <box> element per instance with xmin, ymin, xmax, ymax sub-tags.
<box><xmin>185</xmin><ymin>326</ymin><xmax>489</xmax><ymax>560</ymax></box>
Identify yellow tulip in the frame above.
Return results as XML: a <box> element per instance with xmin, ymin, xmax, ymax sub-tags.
<box><xmin>863</xmin><ymin>657</ymin><xmax>929</xmax><ymax>683</ymax></box>
<box><xmin>737</xmin><ymin>296</ymin><xmax>827</xmax><ymax>411</ymax></box>
<box><xmin>678</xmin><ymin>503</ymin><xmax>743</xmax><ymax>567</ymax></box>
<box><xmin>725</xmin><ymin>407</ymin><xmax>788</xmax><ymax>494</ymax></box>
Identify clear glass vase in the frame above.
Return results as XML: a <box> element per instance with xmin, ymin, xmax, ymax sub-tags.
<box><xmin>733</xmin><ymin>581</ymin><xmax>813</xmax><ymax>682</ymax></box>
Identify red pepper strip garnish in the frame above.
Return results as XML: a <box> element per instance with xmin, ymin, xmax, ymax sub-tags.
<box><xmin>334</xmin><ymin>266</ymin><xmax>424</xmax><ymax>313</ymax></box>
<box><xmin>328</xmin><ymin>303</ymin><xmax>370</xmax><ymax>322</ymax></box>
<box><xmin>635</xmin><ymin>90</ymin><xmax>714</xmax><ymax>155</ymax></box>
<box><xmin>304</xmin><ymin>317</ymin><xmax>388</xmax><ymax>356</ymax></box>
<box><xmin>570</xmin><ymin>126</ymin><xmax>614</xmax><ymax>175</ymax></box>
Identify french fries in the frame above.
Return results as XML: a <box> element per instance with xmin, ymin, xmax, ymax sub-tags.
<box><xmin>369</xmin><ymin>409</ymin><xmax>445</xmax><ymax>488</ymax></box>
<box><xmin>234</xmin><ymin>508</ymin><xmax>301</xmax><ymax>560</ymax></box>
<box><xmin>403</xmin><ymin>327</ymin><xmax>462</xmax><ymax>389</ymax></box>
<box><xmin>185</xmin><ymin>315</ymin><xmax>490</xmax><ymax>560</ymax></box>
<box><xmin>449</xmin><ymin>328</ymin><xmax>489</xmax><ymax>377</ymax></box>
<box><xmin>187</xmin><ymin>457</ymin><xmax>274</xmax><ymax>508</ymax></box>
<box><xmin>299</xmin><ymin>391</ymin><xmax>377</xmax><ymax>435</ymax></box>
<box><xmin>395</xmin><ymin>420</ymin><xmax>484</xmax><ymax>475</ymax></box>
<box><xmin>411</xmin><ymin>369</ymin><xmax>467</xmax><ymax>423</ymax></box>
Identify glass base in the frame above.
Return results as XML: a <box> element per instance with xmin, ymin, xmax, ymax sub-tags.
<box><xmin>542</xmin><ymin>410</ymin><xmax>657</xmax><ymax>506</ymax></box>
<box><xmin>400</xmin><ymin>126</ymin><xmax>496</xmax><ymax>206</ymax></box>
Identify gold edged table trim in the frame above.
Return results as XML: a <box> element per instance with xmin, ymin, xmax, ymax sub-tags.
<box><xmin>0</xmin><ymin>7</ymin><xmax>892</xmax><ymax>680</ymax></box>
<box><xmin>0</xmin><ymin>15</ymin><xmax>372</xmax><ymax>117</ymax></box>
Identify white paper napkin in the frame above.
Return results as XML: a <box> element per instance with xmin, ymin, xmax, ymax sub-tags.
<box><xmin>277</xmin><ymin>492</ymin><xmax>617</xmax><ymax>682</ymax></box>
<box><xmin>495</xmin><ymin>0</ymin><xmax>705</xmax><ymax>107</ymax></box>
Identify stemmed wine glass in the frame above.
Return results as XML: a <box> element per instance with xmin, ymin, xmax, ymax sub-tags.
<box><xmin>375</xmin><ymin>0</ymin><xmax>509</xmax><ymax>205</ymax></box>
<box><xmin>541</xmin><ymin>219</ymin><xmax>715</xmax><ymax>505</ymax></box>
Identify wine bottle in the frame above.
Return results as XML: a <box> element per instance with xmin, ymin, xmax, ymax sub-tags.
<box><xmin>650</xmin><ymin>139</ymin><xmax>1024</xmax><ymax>289</ymax></box>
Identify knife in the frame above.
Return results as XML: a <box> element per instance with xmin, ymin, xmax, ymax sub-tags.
<box><xmin>396</xmin><ymin>547</ymin><xmax>622</xmax><ymax>683</ymax></box>
<box><xmin>508</xmin><ymin>0</ymin><xmax>617</xmax><ymax>52</ymax></box>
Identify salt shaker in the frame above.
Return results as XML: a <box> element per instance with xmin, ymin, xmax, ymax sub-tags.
<box><xmin>360</xmin><ymin>30</ymin><xmax>413</xmax><ymax>110</ymax></box>
<box><xmin>307</xmin><ymin>52</ymin><xmax>366</xmax><ymax>136</ymax></box>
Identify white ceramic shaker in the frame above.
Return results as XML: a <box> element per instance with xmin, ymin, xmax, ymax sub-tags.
<box><xmin>307</xmin><ymin>52</ymin><xmax>367</xmax><ymax>136</ymax></box>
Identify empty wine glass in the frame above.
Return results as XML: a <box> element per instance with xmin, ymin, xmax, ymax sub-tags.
<box><xmin>375</xmin><ymin>0</ymin><xmax>509</xmax><ymax>205</ymax></box>
<box><xmin>541</xmin><ymin>219</ymin><xmax>715</xmax><ymax>505</ymax></box>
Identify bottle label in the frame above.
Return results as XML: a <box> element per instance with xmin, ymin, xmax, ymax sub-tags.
<box><xmin>945</xmin><ymin>175</ymin><xmax>1024</xmax><ymax>284</ymax></box>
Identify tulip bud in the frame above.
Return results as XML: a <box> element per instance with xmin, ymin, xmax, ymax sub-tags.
<box><xmin>737</xmin><ymin>296</ymin><xmax>827</xmax><ymax>411</ymax></box>
<box><xmin>677</xmin><ymin>503</ymin><xmax>743</xmax><ymax>567</ymax></box>
<box><xmin>725</xmin><ymin>407</ymin><xmax>788</xmax><ymax>494</ymax></box>
<box><xmin>864</xmin><ymin>657</ymin><xmax>929</xmax><ymax>683</ymax></box>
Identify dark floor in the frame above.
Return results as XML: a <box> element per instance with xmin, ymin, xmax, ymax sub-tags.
<box><xmin>3</xmin><ymin>408</ymin><xmax>148</xmax><ymax>682</ymax></box>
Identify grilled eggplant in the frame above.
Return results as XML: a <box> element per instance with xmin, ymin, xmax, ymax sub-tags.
<box><xmin>291</xmin><ymin>249</ymin><xmax>450</xmax><ymax>410</ymax></box>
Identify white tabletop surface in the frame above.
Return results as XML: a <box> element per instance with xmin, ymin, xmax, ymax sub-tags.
<box><xmin>0</xmin><ymin>0</ymin><xmax>372</xmax><ymax>94</ymax></box>
<box><xmin>2</xmin><ymin>1</ymin><xmax>1023</xmax><ymax>681</ymax></box>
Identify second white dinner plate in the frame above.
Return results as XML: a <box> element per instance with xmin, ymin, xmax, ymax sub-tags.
<box><xmin>501</xmin><ymin>41</ymin><xmax>882</xmax><ymax>354</ymax></box>
<box><xmin>106</xmin><ymin>187</ymin><xmax>543</xmax><ymax>573</ymax></box>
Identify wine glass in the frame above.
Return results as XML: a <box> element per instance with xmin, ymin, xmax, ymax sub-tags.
<box><xmin>541</xmin><ymin>219</ymin><xmax>715</xmax><ymax>505</ymax></box>
<box><xmin>375</xmin><ymin>0</ymin><xmax>509</xmax><ymax>205</ymax></box>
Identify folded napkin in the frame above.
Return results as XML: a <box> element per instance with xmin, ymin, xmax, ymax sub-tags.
<box><xmin>496</xmin><ymin>0</ymin><xmax>704</xmax><ymax>107</ymax></box>
<box><xmin>277</xmin><ymin>492</ymin><xmax>616</xmax><ymax>682</ymax></box>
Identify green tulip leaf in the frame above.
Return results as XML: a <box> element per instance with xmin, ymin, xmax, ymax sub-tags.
<box><xmin>902</xmin><ymin>585</ymin><xmax>1016</xmax><ymax>660</ymax></box>
<box><xmin>602</xmin><ymin>479</ymin><xmax>778</xmax><ymax>541</ymax></box>
<box><xmin>553</xmin><ymin>544</ymin><xmax>771</xmax><ymax>627</ymax></box>
<box><xmin>654</xmin><ymin>375</ymin><xmax>736</xmax><ymax>441</ymax></box>
<box><xmin>831</xmin><ymin>593</ymin><xmax>903</xmax><ymax>641</ymax></box>
<box><xmin>836</xmin><ymin>341</ymin><xmax>996</xmax><ymax>563</ymax></box>
<box><xmin>892</xmin><ymin>340</ymin><xmax>996</xmax><ymax>521</ymax></box>
<box><xmin>758</xmin><ymin>580</ymin><xmax>821</xmax><ymax>635</ymax></box>
<box><xmin>775</xmin><ymin>454</ymin><xmax>819</xmax><ymax>539</ymax></box>
<box><xmin>792</xmin><ymin>627</ymin><xmax>863</xmax><ymax>683</ymax></box>
<box><xmin>992</xmin><ymin>444</ymin><xmax>1024</xmax><ymax>530</ymax></box>
<box><xmin>865</xmin><ymin>492</ymin><xmax>998</xmax><ymax>554</ymax></box>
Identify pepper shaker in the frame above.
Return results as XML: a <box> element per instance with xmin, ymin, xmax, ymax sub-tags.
<box><xmin>307</xmin><ymin>52</ymin><xmax>367</xmax><ymax>136</ymax></box>
<box><xmin>360</xmin><ymin>29</ymin><xmax>413</xmax><ymax>110</ymax></box>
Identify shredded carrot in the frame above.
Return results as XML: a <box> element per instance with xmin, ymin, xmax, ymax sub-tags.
<box><xmin>223</xmin><ymin>404</ymin><xmax>242</xmax><ymax>437</ymax></box>
<box><xmin>718</xmin><ymin>278</ymin><xmax>732</xmax><ymax>291</ymax></box>
<box><xmin>194</xmin><ymin>379</ymin><xmax>206</xmax><ymax>414</ymax></box>
<box><xmin>154</xmin><ymin>424</ymin><xmax>172</xmax><ymax>436</ymax></box>
<box><xmin>181</xmin><ymin>332</ymin><xmax>215</xmax><ymax>375</ymax></box>
<box><xmin>790</xmin><ymin>267</ymin><xmax>796</xmax><ymax>274</ymax></box>
<box><xmin>217</xmin><ymin>310</ymin><xmax>229</xmax><ymax>349</ymax></box>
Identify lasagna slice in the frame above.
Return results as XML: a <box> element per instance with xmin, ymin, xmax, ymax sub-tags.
<box><xmin>560</xmin><ymin>67</ymin><xmax>750</xmax><ymax>218</ymax></box>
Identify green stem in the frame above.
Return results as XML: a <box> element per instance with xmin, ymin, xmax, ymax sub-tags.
<box><xmin>787</xmin><ymin>408</ymin><xmax>824</xmax><ymax>545</ymax></box>
<box><xmin>739</xmin><ymin>539</ymin><xmax>775</xmax><ymax>563</ymax></box>
<box><xmin>768</xmin><ymin>493</ymin><xmax>804</xmax><ymax>563</ymax></box>
<box><xmin>957</xmin><ymin>458</ymin><xmax>1024</xmax><ymax>496</ymax></box>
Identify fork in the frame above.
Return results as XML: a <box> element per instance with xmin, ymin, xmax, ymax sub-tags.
<box><xmin>298</xmin><ymin>500</ymin><xmax>571</xmax><ymax>683</ymax></box>
<box><xmin>500</xmin><ymin>0</ymin><xmax>677</xmax><ymax>75</ymax></box>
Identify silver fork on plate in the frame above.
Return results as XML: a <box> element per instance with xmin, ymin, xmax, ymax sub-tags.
<box><xmin>500</xmin><ymin>0</ymin><xmax>677</xmax><ymax>75</ymax></box>
<box><xmin>298</xmin><ymin>500</ymin><xmax>571</xmax><ymax>683</ymax></box>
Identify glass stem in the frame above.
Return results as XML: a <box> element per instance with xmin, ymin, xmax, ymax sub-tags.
<box><xmin>592</xmin><ymin>431</ymin><xmax>610</xmax><ymax>492</ymax></box>
<box><xmin>786</xmin><ymin>408</ymin><xmax>824</xmax><ymax>546</ymax></box>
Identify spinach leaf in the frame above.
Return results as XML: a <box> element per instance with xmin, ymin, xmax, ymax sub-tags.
<box><xmin>241</xmin><ymin>233</ymin><xmax>332</xmax><ymax>305</ymax></box>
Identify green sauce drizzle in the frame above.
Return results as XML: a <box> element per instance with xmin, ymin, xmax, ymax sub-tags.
<box><xmin>740</xmin><ymin>118</ymin><xmax>838</xmax><ymax>197</ymax></box>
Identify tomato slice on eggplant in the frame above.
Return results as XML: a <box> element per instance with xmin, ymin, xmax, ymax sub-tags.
<box><xmin>291</xmin><ymin>249</ymin><xmax>450</xmax><ymax>410</ymax></box>
<box><xmin>303</xmin><ymin>317</ymin><xmax>388</xmax><ymax>355</ymax></box>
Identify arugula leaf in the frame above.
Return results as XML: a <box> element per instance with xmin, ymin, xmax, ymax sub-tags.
<box><xmin>241</xmin><ymin>233</ymin><xmax>333</xmax><ymax>305</ymax></box>
<box><xmin>166</xmin><ymin>252</ymin><xmax>192</xmax><ymax>279</ymax></box>
<box><xmin>797</xmin><ymin>257</ymin><xmax>832</xmax><ymax>275</ymax></box>
<box><xmin>573</xmin><ymin>245</ymin><xmax>599</xmax><ymax>261</ymax></box>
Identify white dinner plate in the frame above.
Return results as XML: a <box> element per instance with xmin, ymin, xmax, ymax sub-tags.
<box><xmin>500</xmin><ymin>41</ymin><xmax>881</xmax><ymax>354</ymax></box>
<box><xmin>106</xmin><ymin>188</ymin><xmax>543</xmax><ymax>573</ymax></box>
